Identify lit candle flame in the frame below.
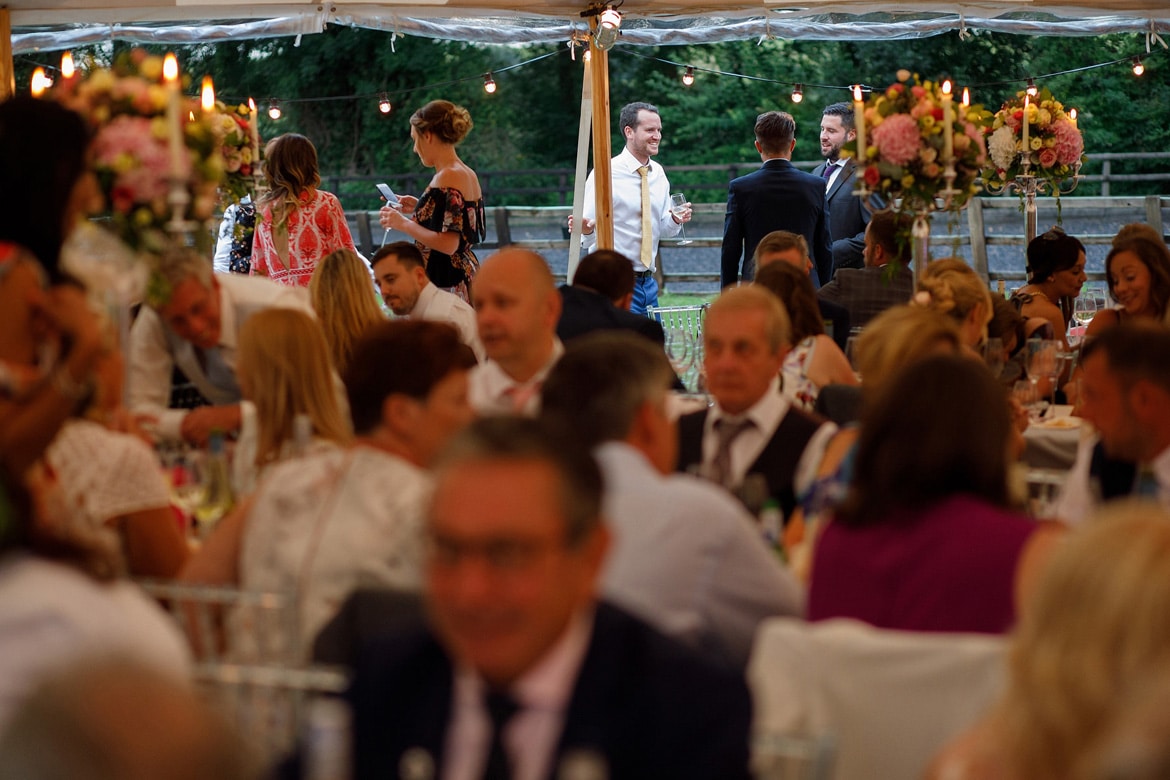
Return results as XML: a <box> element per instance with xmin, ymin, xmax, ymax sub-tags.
<box><xmin>248</xmin><ymin>97</ymin><xmax>257</xmax><ymax>112</ymax></box>
<box><xmin>941</xmin><ymin>80</ymin><xmax>952</xmax><ymax>96</ymax></box>
<box><xmin>852</xmin><ymin>84</ymin><xmax>863</xmax><ymax>102</ymax></box>
<box><xmin>163</xmin><ymin>53</ymin><xmax>179</xmax><ymax>84</ymax></box>
<box><xmin>60</xmin><ymin>52</ymin><xmax>75</xmax><ymax>79</ymax></box>
<box><xmin>201</xmin><ymin>76</ymin><xmax>215</xmax><ymax>112</ymax></box>
<box><xmin>961</xmin><ymin>87</ymin><xmax>971</xmax><ymax>107</ymax></box>
<box><xmin>30</xmin><ymin>67</ymin><xmax>48</xmax><ymax>97</ymax></box>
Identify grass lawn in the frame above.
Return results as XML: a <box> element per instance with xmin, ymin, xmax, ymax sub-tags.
<box><xmin>659</xmin><ymin>291</ymin><xmax>716</xmax><ymax>307</ymax></box>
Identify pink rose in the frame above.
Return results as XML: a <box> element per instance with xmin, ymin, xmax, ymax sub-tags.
<box><xmin>864</xmin><ymin>165</ymin><xmax>881</xmax><ymax>186</ymax></box>
<box><xmin>870</xmin><ymin>113</ymin><xmax>922</xmax><ymax>167</ymax></box>
<box><xmin>911</xmin><ymin>86</ymin><xmax>927</xmax><ymax>99</ymax></box>
<box><xmin>1038</xmin><ymin>148</ymin><xmax>1058</xmax><ymax>168</ymax></box>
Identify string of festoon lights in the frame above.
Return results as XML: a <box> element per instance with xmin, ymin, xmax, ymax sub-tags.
<box><xmin>22</xmin><ymin>28</ymin><xmax>1162</xmax><ymax>118</ymax></box>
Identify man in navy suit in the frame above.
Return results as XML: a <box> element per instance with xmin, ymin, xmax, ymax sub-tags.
<box><xmin>556</xmin><ymin>249</ymin><xmax>665</xmax><ymax>346</ymax></box>
<box><xmin>346</xmin><ymin>417</ymin><xmax>752</xmax><ymax>780</ymax></box>
<box><xmin>721</xmin><ymin>111</ymin><xmax>831</xmax><ymax>289</ymax></box>
<box><xmin>812</xmin><ymin>102</ymin><xmax>878</xmax><ymax>278</ymax></box>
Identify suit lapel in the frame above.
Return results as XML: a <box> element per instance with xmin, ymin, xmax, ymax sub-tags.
<box><xmin>826</xmin><ymin>158</ymin><xmax>856</xmax><ymax>202</ymax></box>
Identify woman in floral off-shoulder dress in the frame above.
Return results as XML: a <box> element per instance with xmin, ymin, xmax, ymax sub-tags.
<box><xmin>379</xmin><ymin>100</ymin><xmax>485</xmax><ymax>303</ymax></box>
<box><xmin>251</xmin><ymin>133</ymin><xmax>357</xmax><ymax>287</ymax></box>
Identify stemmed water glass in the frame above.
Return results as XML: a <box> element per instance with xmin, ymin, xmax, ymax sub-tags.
<box><xmin>670</xmin><ymin>193</ymin><xmax>692</xmax><ymax>246</ymax></box>
<box><xmin>983</xmin><ymin>337</ymin><xmax>1006</xmax><ymax>381</ymax></box>
<box><xmin>664</xmin><ymin>328</ymin><xmax>696</xmax><ymax>388</ymax></box>
<box><xmin>1027</xmin><ymin>339</ymin><xmax>1061</xmax><ymax>408</ymax></box>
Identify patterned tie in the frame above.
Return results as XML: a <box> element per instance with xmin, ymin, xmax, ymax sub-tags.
<box><xmin>482</xmin><ymin>690</ymin><xmax>520</xmax><ymax>780</ymax></box>
<box><xmin>711</xmin><ymin>417</ymin><xmax>756</xmax><ymax>489</ymax></box>
<box><xmin>821</xmin><ymin>162</ymin><xmax>836</xmax><ymax>185</ymax></box>
<box><xmin>198</xmin><ymin>346</ymin><xmax>241</xmax><ymax>399</ymax></box>
<box><xmin>637</xmin><ymin>165</ymin><xmax>653</xmax><ymax>270</ymax></box>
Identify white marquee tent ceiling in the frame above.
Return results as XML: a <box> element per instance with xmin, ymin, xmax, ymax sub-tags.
<box><xmin>7</xmin><ymin>0</ymin><xmax>1170</xmax><ymax>52</ymax></box>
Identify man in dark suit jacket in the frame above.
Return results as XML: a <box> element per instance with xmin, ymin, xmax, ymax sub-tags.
<box><xmin>675</xmin><ymin>286</ymin><xmax>833</xmax><ymax>520</ymax></box>
<box><xmin>812</xmin><ymin>102</ymin><xmax>879</xmax><ymax>278</ymax></box>
<box><xmin>753</xmin><ymin>230</ymin><xmax>851</xmax><ymax>351</ymax></box>
<box><xmin>344</xmin><ymin>417</ymin><xmax>752</xmax><ymax>780</ymax></box>
<box><xmin>556</xmin><ymin>249</ymin><xmax>665</xmax><ymax>345</ymax></box>
<box><xmin>721</xmin><ymin>111</ymin><xmax>832</xmax><ymax>289</ymax></box>
<box><xmin>817</xmin><ymin>209</ymin><xmax>915</xmax><ymax>330</ymax></box>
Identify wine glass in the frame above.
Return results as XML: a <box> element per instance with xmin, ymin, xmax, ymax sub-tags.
<box><xmin>160</xmin><ymin>445</ymin><xmax>206</xmax><ymax>536</ymax></box>
<box><xmin>1027</xmin><ymin>339</ymin><xmax>1061</xmax><ymax>408</ymax></box>
<box><xmin>983</xmin><ymin>337</ymin><xmax>1006</xmax><ymax>381</ymax></box>
<box><xmin>670</xmin><ymin>193</ymin><xmax>692</xmax><ymax>246</ymax></box>
<box><xmin>1073</xmin><ymin>294</ymin><xmax>1098</xmax><ymax>327</ymax></box>
<box><xmin>664</xmin><ymin>329</ymin><xmax>696</xmax><ymax>388</ymax></box>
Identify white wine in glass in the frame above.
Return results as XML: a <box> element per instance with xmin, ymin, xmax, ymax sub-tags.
<box><xmin>670</xmin><ymin>193</ymin><xmax>692</xmax><ymax>246</ymax></box>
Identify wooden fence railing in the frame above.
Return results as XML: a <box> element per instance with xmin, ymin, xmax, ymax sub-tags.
<box><xmin>348</xmin><ymin>194</ymin><xmax>1169</xmax><ymax>292</ymax></box>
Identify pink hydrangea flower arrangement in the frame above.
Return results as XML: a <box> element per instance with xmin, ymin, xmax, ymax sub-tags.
<box><xmin>850</xmin><ymin>71</ymin><xmax>991</xmax><ymax>213</ymax></box>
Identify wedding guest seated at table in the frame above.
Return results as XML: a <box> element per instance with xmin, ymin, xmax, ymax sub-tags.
<box><xmin>754</xmin><ymin>262</ymin><xmax>858</xmax><ymax>412</ymax></box>
<box><xmin>912</xmin><ymin>257</ymin><xmax>994</xmax><ymax>353</ymax></box>
<box><xmin>0</xmin><ymin>469</ymin><xmax>190</xmax><ymax>735</ymax></box>
<box><xmin>0</xmin><ymin>658</ymin><xmax>252</xmax><ymax>780</ymax></box>
<box><xmin>1054</xmin><ymin>323</ymin><xmax>1170</xmax><ymax>524</ymax></box>
<box><xmin>808</xmin><ymin>354</ymin><xmax>1064</xmax><ymax>634</ymax></box>
<box><xmin>928</xmin><ymin>503</ymin><xmax>1170</xmax><ymax>780</ymax></box>
<box><xmin>1011</xmin><ymin>227</ymin><xmax>1086</xmax><ymax>349</ymax></box>
<box><xmin>0</xmin><ymin>97</ymin><xmax>106</xmax><ymax>476</ymax></box>
<box><xmin>127</xmin><ymin>246</ymin><xmax>315</xmax><ymax>446</ymax></box>
<box><xmin>469</xmin><ymin>247</ymin><xmax>563</xmax><ymax>416</ymax></box>
<box><xmin>250</xmin><ymin>134</ymin><xmax>357</xmax><ymax>287</ymax></box>
<box><xmin>675</xmin><ymin>285</ymin><xmax>836</xmax><ymax>520</ymax></box>
<box><xmin>540</xmin><ymin>332</ymin><xmax>804</xmax><ymax>669</ymax></box>
<box><xmin>308</xmin><ymin>248</ymin><xmax>385</xmax><ymax>374</ymax></box>
<box><xmin>816</xmin><ymin>209</ymin><xmax>915</xmax><ymax>330</ymax></box>
<box><xmin>43</xmin><ymin>347</ymin><xmax>188</xmax><ymax>578</ymax></box>
<box><xmin>180</xmin><ymin>320</ymin><xmax>475</xmax><ymax>658</ymax></box>
<box><xmin>339</xmin><ymin>417</ymin><xmax>752</xmax><ymax>780</ymax></box>
<box><xmin>556</xmin><ymin>249</ymin><xmax>666</xmax><ymax>346</ymax></box>
<box><xmin>231</xmin><ymin>308</ymin><xmax>353</xmax><ymax>496</ymax></box>
<box><xmin>753</xmin><ymin>231</ymin><xmax>849</xmax><ymax>350</ymax></box>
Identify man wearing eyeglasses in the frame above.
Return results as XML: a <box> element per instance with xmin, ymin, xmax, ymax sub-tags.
<box><xmin>344</xmin><ymin>417</ymin><xmax>752</xmax><ymax>780</ymax></box>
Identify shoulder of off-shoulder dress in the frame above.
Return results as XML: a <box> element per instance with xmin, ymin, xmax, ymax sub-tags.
<box><xmin>422</xmin><ymin>186</ymin><xmax>483</xmax><ymax>207</ymax></box>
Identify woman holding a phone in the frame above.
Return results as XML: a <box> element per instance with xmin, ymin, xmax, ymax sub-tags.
<box><xmin>379</xmin><ymin>100</ymin><xmax>484</xmax><ymax>302</ymax></box>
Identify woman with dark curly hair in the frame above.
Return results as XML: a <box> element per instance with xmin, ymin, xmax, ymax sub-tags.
<box><xmin>1011</xmin><ymin>227</ymin><xmax>1087</xmax><ymax>348</ymax></box>
<box><xmin>379</xmin><ymin>100</ymin><xmax>485</xmax><ymax>302</ymax></box>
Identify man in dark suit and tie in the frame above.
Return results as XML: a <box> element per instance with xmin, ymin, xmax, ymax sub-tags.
<box><xmin>721</xmin><ymin>111</ymin><xmax>832</xmax><ymax>289</ymax></box>
<box><xmin>556</xmin><ymin>249</ymin><xmax>665</xmax><ymax>346</ymax></box>
<box><xmin>345</xmin><ymin>417</ymin><xmax>752</xmax><ymax>780</ymax></box>
<box><xmin>812</xmin><ymin>102</ymin><xmax>878</xmax><ymax>278</ymax></box>
<box><xmin>817</xmin><ymin>209</ymin><xmax>915</xmax><ymax>330</ymax></box>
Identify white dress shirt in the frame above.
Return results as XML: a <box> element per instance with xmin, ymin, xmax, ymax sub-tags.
<box><xmin>442</xmin><ymin>610</ymin><xmax>593</xmax><ymax>780</ymax></box>
<box><xmin>701</xmin><ymin>376</ymin><xmax>837</xmax><ymax>498</ymax></box>
<box><xmin>410</xmin><ymin>282</ymin><xmax>485</xmax><ymax>362</ymax></box>
<box><xmin>1054</xmin><ymin>436</ymin><xmax>1170</xmax><ymax>525</ymax></box>
<box><xmin>596</xmin><ymin>442</ymin><xmax>804</xmax><ymax>667</ymax></box>
<box><xmin>468</xmin><ymin>340</ymin><xmax>564</xmax><ymax>417</ymax></box>
<box><xmin>582</xmin><ymin>147</ymin><xmax>682</xmax><ymax>271</ymax></box>
<box><xmin>127</xmin><ymin>273</ymin><xmax>314</xmax><ymax>441</ymax></box>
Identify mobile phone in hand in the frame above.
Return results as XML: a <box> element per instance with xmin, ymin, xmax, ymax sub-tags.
<box><xmin>376</xmin><ymin>183</ymin><xmax>400</xmax><ymax>207</ymax></box>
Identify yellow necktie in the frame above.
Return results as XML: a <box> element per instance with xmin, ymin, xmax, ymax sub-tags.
<box><xmin>638</xmin><ymin>165</ymin><xmax>653</xmax><ymax>270</ymax></box>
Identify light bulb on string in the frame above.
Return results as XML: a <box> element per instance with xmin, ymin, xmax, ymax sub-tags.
<box><xmin>483</xmin><ymin>73</ymin><xmax>497</xmax><ymax>94</ymax></box>
<box><xmin>594</xmin><ymin>6</ymin><xmax>622</xmax><ymax>51</ymax></box>
<box><xmin>1026</xmin><ymin>78</ymin><xmax>1038</xmax><ymax>96</ymax></box>
<box><xmin>790</xmin><ymin>83</ymin><xmax>803</xmax><ymax>103</ymax></box>
<box><xmin>267</xmin><ymin>99</ymin><xmax>282</xmax><ymax>120</ymax></box>
<box><xmin>681</xmin><ymin>66</ymin><xmax>695</xmax><ymax>87</ymax></box>
<box><xmin>60</xmin><ymin>51</ymin><xmax>75</xmax><ymax>79</ymax></box>
<box><xmin>201</xmin><ymin>76</ymin><xmax>215</xmax><ymax>112</ymax></box>
<box><xmin>378</xmin><ymin>92</ymin><xmax>392</xmax><ymax>114</ymax></box>
<box><xmin>1132</xmin><ymin>57</ymin><xmax>1145</xmax><ymax>76</ymax></box>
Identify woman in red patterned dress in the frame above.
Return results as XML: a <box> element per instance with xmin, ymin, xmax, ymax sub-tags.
<box><xmin>379</xmin><ymin>101</ymin><xmax>485</xmax><ymax>302</ymax></box>
<box><xmin>251</xmin><ymin>134</ymin><xmax>357</xmax><ymax>287</ymax></box>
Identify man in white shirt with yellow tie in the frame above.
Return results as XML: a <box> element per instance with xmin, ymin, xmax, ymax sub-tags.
<box><xmin>578</xmin><ymin>102</ymin><xmax>691</xmax><ymax>315</ymax></box>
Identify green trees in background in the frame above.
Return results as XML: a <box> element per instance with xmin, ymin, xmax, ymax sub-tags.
<box><xmin>16</xmin><ymin>27</ymin><xmax>1167</xmax><ymax>199</ymax></box>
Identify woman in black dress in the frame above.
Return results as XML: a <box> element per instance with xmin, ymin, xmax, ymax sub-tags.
<box><xmin>379</xmin><ymin>100</ymin><xmax>485</xmax><ymax>302</ymax></box>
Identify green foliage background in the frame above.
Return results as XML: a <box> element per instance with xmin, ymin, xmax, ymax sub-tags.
<box><xmin>17</xmin><ymin>28</ymin><xmax>1168</xmax><ymax>203</ymax></box>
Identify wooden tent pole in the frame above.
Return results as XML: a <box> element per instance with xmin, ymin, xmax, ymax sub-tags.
<box><xmin>0</xmin><ymin>9</ymin><xmax>14</xmax><ymax>100</ymax></box>
<box><xmin>588</xmin><ymin>35</ymin><xmax>613</xmax><ymax>251</ymax></box>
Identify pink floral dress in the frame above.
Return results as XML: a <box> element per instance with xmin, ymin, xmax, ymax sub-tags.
<box><xmin>251</xmin><ymin>190</ymin><xmax>357</xmax><ymax>287</ymax></box>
